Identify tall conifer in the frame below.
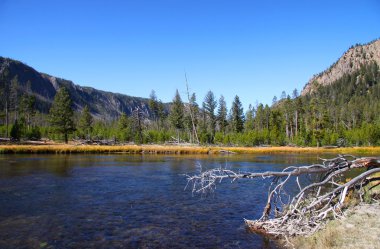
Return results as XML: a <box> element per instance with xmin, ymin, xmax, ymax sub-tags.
<box><xmin>49</xmin><ymin>87</ymin><xmax>75</xmax><ymax>143</ymax></box>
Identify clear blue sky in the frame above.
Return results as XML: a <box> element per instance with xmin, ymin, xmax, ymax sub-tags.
<box><xmin>1</xmin><ymin>0</ymin><xmax>379</xmax><ymax>110</ymax></box>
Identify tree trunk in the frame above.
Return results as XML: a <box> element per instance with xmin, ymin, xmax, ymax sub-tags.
<box><xmin>177</xmin><ymin>129</ymin><xmax>180</xmax><ymax>144</ymax></box>
<box><xmin>5</xmin><ymin>100</ymin><xmax>9</xmax><ymax>138</ymax></box>
<box><xmin>285</xmin><ymin>113</ymin><xmax>289</xmax><ymax>138</ymax></box>
<box><xmin>64</xmin><ymin>133</ymin><xmax>68</xmax><ymax>144</ymax></box>
<box><xmin>295</xmin><ymin>110</ymin><xmax>298</xmax><ymax>137</ymax></box>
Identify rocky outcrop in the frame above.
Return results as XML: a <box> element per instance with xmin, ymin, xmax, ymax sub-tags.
<box><xmin>302</xmin><ymin>39</ymin><xmax>380</xmax><ymax>95</ymax></box>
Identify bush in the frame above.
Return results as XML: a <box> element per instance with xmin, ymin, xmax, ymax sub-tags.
<box><xmin>10</xmin><ymin>120</ymin><xmax>22</xmax><ymax>141</ymax></box>
<box><xmin>26</xmin><ymin>126</ymin><xmax>41</xmax><ymax>140</ymax></box>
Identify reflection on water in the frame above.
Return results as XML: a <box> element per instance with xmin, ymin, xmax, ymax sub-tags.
<box><xmin>0</xmin><ymin>154</ymin><xmax>324</xmax><ymax>248</ymax></box>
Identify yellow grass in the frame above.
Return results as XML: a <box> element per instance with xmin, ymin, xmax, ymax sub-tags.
<box><xmin>0</xmin><ymin>144</ymin><xmax>380</xmax><ymax>155</ymax></box>
<box><xmin>289</xmin><ymin>203</ymin><xmax>380</xmax><ymax>249</ymax></box>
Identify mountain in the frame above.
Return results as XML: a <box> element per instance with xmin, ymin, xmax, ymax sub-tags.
<box><xmin>302</xmin><ymin>38</ymin><xmax>380</xmax><ymax>95</ymax></box>
<box><xmin>0</xmin><ymin>57</ymin><xmax>162</xmax><ymax>119</ymax></box>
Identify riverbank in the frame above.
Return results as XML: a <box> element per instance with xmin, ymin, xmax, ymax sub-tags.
<box><xmin>289</xmin><ymin>202</ymin><xmax>380</xmax><ymax>249</ymax></box>
<box><xmin>0</xmin><ymin>143</ymin><xmax>380</xmax><ymax>155</ymax></box>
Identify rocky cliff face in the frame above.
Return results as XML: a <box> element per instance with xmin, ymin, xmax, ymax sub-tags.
<box><xmin>302</xmin><ymin>39</ymin><xmax>380</xmax><ymax>95</ymax></box>
<box><xmin>0</xmin><ymin>57</ymin><xmax>162</xmax><ymax>119</ymax></box>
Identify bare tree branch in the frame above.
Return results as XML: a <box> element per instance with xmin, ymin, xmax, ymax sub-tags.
<box><xmin>185</xmin><ymin>155</ymin><xmax>380</xmax><ymax>239</ymax></box>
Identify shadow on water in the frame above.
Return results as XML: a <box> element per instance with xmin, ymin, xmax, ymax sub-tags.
<box><xmin>0</xmin><ymin>153</ymin><xmax>332</xmax><ymax>248</ymax></box>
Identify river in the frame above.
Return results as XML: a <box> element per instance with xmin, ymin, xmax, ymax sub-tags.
<box><xmin>0</xmin><ymin>153</ymin><xmax>324</xmax><ymax>248</ymax></box>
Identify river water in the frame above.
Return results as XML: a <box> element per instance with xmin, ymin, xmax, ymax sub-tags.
<box><xmin>0</xmin><ymin>153</ymin><xmax>324</xmax><ymax>248</ymax></box>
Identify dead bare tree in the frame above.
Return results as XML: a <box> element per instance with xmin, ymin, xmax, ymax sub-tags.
<box><xmin>185</xmin><ymin>155</ymin><xmax>380</xmax><ymax>241</ymax></box>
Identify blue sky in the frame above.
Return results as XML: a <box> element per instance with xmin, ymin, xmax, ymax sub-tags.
<box><xmin>0</xmin><ymin>0</ymin><xmax>379</xmax><ymax>110</ymax></box>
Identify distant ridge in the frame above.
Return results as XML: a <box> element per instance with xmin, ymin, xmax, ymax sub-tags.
<box><xmin>0</xmin><ymin>57</ymin><xmax>163</xmax><ymax>119</ymax></box>
<box><xmin>302</xmin><ymin>38</ymin><xmax>380</xmax><ymax>95</ymax></box>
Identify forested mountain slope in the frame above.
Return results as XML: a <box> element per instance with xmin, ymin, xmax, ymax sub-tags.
<box><xmin>1</xmin><ymin>38</ymin><xmax>379</xmax><ymax>146</ymax></box>
<box><xmin>275</xmin><ymin>61</ymin><xmax>380</xmax><ymax>146</ymax></box>
<box><xmin>302</xmin><ymin>38</ymin><xmax>380</xmax><ymax>95</ymax></box>
<box><xmin>0</xmin><ymin>57</ymin><xmax>155</xmax><ymax>119</ymax></box>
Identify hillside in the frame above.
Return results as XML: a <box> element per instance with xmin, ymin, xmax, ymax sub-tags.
<box><xmin>302</xmin><ymin>38</ymin><xmax>380</xmax><ymax>95</ymax></box>
<box><xmin>0</xmin><ymin>57</ymin><xmax>158</xmax><ymax>119</ymax></box>
<box><xmin>0</xmin><ymin>38</ymin><xmax>379</xmax><ymax>146</ymax></box>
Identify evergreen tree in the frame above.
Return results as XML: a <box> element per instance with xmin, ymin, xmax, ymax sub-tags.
<box><xmin>203</xmin><ymin>90</ymin><xmax>217</xmax><ymax>141</ymax></box>
<box><xmin>132</xmin><ymin>107</ymin><xmax>144</xmax><ymax>144</ymax></box>
<box><xmin>185</xmin><ymin>93</ymin><xmax>199</xmax><ymax>143</ymax></box>
<box><xmin>78</xmin><ymin>105</ymin><xmax>93</xmax><ymax>139</ymax></box>
<box><xmin>283</xmin><ymin>96</ymin><xmax>293</xmax><ymax>140</ymax></box>
<box><xmin>149</xmin><ymin>90</ymin><xmax>159</xmax><ymax>128</ymax></box>
<box><xmin>118</xmin><ymin>113</ymin><xmax>129</xmax><ymax>130</ymax></box>
<box><xmin>169</xmin><ymin>89</ymin><xmax>184</xmax><ymax>143</ymax></box>
<box><xmin>157</xmin><ymin>99</ymin><xmax>166</xmax><ymax>130</ymax></box>
<box><xmin>49</xmin><ymin>87</ymin><xmax>75</xmax><ymax>143</ymax></box>
<box><xmin>190</xmin><ymin>93</ymin><xmax>199</xmax><ymax>128</ymax></box>
<box><xmin>217</xmin><ymin>95</ymin><xmax>228</xmax><ymax>134</ymax></box>
<box><xmin>280</xmin><ymin>90</ymin><xmax>287</xmax><ymax>100</ymax></box>
<box><xmin>0</xmin><ymin>69</ymin><xmax>10</xmax><ymax>138</ymax></box>
<box><xmin>19</xmin><ymin>94</ymin><xmax>36</xmax><ymax>132</ymax></box>
<box><xmin>231</xmin><ymin>95</ymin><xmax>244</xmax><ymax>133</ymax></box>
<box><xmin>292</xmin><ymin>88</ymin><xmax>299</xmax><ymax>99</ymax></box>
<box><xmin>117</xmin><ymin>112</ymin><xmax>133</xmax><ymax>142</ymax></box>
<box><xmin>10</xmin><ymin>76</ymin><xmax>19</xmax><ymax>122</ymax></box>
<box><xmin>264</xmin><ymin>104</ymin><xmax>271</xmax><ymax>131</ymax></box>
<box><xmin>10</xmin><ymin>119</ymin><xmax>22</xmax><ymax>141</ymax></box>
<box><xmin>245</xmin><ymin>104</ymin><xmax>255</xmax><ymax>131</ymax></box>
<box><xmin>272</xmin><ymin>96</ymin><xmax>278</xmax><ymax>106</ymax></box>
<box><xmin>270</xmin><ymin>109</ymin><xmax>283</xmax><ymax>145</ymax></box>
<box><xmin>255</xmin><ymin>103</ymin><xmax>265</xmax><ymax>131</ymax></box>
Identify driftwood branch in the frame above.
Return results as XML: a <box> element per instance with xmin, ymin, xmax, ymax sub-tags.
<box><xmin>185</xmin><ymin>155</ymin><xmax>380</xmax><ymax>239</ymax></box>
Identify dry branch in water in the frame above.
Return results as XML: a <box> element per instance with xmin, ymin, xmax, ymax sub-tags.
<box><xmin>185</xmin><ymin>155</ymin><xmax>380</xmax><ymax>240</ymax></box>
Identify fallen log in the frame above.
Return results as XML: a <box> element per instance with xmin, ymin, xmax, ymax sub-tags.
<box><xmin>185</xmin><ymin>155</ymin><xmax>380</xmax><ymax>241</ymax></box>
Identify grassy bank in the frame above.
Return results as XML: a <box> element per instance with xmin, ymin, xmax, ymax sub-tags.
<box><xmin>288</xmin><ymin>170</ymin><xmax>380</xmax><ymax>249</ymax></box>
<box><xmin>289</xmin><ymin>203</ymin><xmax>380</xmax><ymax>249</ymax></box>
<box><xmin>1</xmin><ymin>144</ymin><xmax>380</xmax><ymax>155</ymax></box>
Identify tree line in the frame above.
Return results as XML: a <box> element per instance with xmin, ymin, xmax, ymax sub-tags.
<box><xmin>1</xmin><ymin>62</ymin><xmax>379</xmax><ymax>146</ymax></box>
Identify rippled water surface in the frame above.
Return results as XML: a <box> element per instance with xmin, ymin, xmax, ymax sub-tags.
<box><xmin>0</xmin><ymin>153</ymin><xmax>323</xmax><ymax>248</ymax></box>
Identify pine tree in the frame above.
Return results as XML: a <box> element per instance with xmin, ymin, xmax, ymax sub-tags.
<box><xmin>10</xmin><ymin>119</ymin><xmax>22</xmax><ymax>141</ymax></box>
<box><xmin>169</xmin><ymin>89</ymin><xmax>184</xmax><ymax>143</ymax></box>
<box><xmin>19</xmin><ymin>94</ymin><xmax>36</xmax><ymax>131</ymax></box>
<box><xmin>272</xmin><ymin>96</ymin><xmax>278</xmax><ymax>106</ymax></box>
<box><xmin>118</xmin><ymin>113</ymin><xmax>129</xmax><ymax>130</ymax></box>
<box><xmin>292</xmin><ymin>88</ymin><xmax>299</xmax><ymax>99</ymax></box>
<box><xmin>231</xmin><ymin>95</ymin><xmax>244</xmax><ymax>133</ymax></box>
<box><xmin>283</xmin><ymin>96</ymin><xmax>293</xmax><ymax>139</ymax></box>
<box><xmin>49</xmin><ymin>87</ymin><xmax>75</xmax><ymax>143</ymax></box>
<box><xmin>132</xmin><ymin>107</ymin><xmax>144</xmax><ymax>144</ymax></box>
<box><xmin>255</xmin><ymin>104</ymin><xmax>265</xmax><ymax>131</ymax></box>
<box><xmin>280</xmin><ymin>90</ymin><xmax>287</xmax><ymax>100</ymax></box>
<box><xmin>245</xmin><ymin>104</ymin><xmax>255</xmax><ymax>131</ymax></box>
<box><xmin>157</xmin><ymin>100</ymin><xmax>166</xmax><ymax>130</ymax></box>
<box><xmin>190</xmin><ymin>93</ymin><xmax>199</xmax><ymax>128</ymax></box>
<box><xmin>78</xmin><ymin>105</ymin><xmax>93</xmax><ymax>139</ymax></box>
<box><xmin>149</xmin><ymin>90</ymin><xmax>159</xmax><ymax>128</ymax></box>
<box><xmin>217</xmin><ymin>95</ymin><xmax>228</xmax><ymax>134</ymax></box>
<box><xmin>10</xmin><ymin>76</ymin><xmax>19</xmax><ymax>122</ymax></box>
<box><xmin>117</xmin><ymin>112</ymin><xmax>132</xmax><ymax>142</ymax></box>
<box><xmin>0</xmin><ymin>69</ymin><xmax>10</xmax><ymax>138</ymax></box>
<box><xmin>203</xmin><ymin>90</ymin><xmax>217</xmax><ymax>141</ymax></box>
<box><xmin>185</xmin><ymin>93</ymin><xmax>199</xmax><ymax>143</ymax></box>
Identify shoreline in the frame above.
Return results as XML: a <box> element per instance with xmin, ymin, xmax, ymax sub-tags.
<box><xmin>289</xmin><ymin>202</ymin><xmax>380</xmax><ymax>248</ymax></box>
<box><xmin>1</xmin><ymin>144</ymin><xmax>380</xmax><ymax>155</ymax></box>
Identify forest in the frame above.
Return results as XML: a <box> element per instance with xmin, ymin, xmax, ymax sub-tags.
<box><xmin>0</xmin><ymin>61</ymin><xmax>380</xmax><ymax>147</ymax></box>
